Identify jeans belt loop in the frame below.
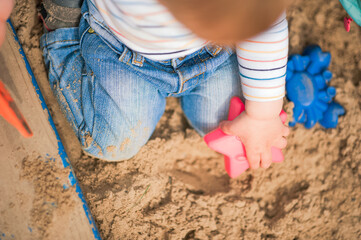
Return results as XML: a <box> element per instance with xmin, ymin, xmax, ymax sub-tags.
<box><xmin>206</xmin><ymin>45</ymin><xmax>222</xmax><ymax>57</ymax></box>
<box><xmin>118</xmin><ymin>47</ymin><xmax>129</xmax><ymax>63</ymax></box>
<box><xmin>132</xmin><ymin>52</ymin><xmax>145</xmax><ymax>67</ymax></box>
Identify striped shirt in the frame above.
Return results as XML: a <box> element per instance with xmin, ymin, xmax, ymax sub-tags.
<box><xmin>237</xmin><ymin>12</ymin><xmax>288</xmax><ymax>101</ymax></box>
<box><xmin>90</xmin><ymin>0</ymin><xmax>207</xmax><ymax>59</ymax></box>
<box><xmin>91</xmin><ymin>0</ymin><xmax>288</xmax><ymax>102</ymax></box>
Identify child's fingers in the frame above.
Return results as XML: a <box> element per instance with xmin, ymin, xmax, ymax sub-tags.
<box><xmin>245</xmin><ymin>146</ymin><xmax>261</xmax><ymax>169</ymax></box>
<box><xmin>273</xmin><ymin>137</ymin><xmax>287</xmax><ymax>149</ymax></box>
<box><xmin>260</xmin><ymin>150</ymin><xmax>272</xmax><ymax>168</ymax></box>
<box><xmin>248</xmin><ymin>154</ymin><xmax>260</xmax><ymax>169</ymax></box>
<box><xmin>282</xmin><ymin>125</ymin><xmax>290</xmax><ymax>137</ymax></box>
<box><xmin>219</xmin><ymin>120</ymin><xmax>235</xmax><ymax>135</ymax></box>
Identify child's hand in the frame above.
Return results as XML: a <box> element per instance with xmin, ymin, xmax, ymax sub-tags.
<box><xmin>0</xmin><ymin>0</ymin><xmax>14</xmax><ymax>47</ymax></box>
<box><xmin>220</xmin><ymin>99</ymin><xmax>289</xmax><ymax>169</ymax></box>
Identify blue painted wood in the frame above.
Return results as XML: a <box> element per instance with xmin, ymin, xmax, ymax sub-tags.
<box><xmin>7</xmin><ymin>19</ymin><xmax>101</xmax><ymax>240</ymax></box>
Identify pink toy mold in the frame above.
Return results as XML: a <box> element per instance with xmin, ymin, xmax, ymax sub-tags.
<box><xmin>344</xmin><ymin>17</ymin><xmax>353</xmax><ymax>32</ymax></box>
<box><xmin>204</xmin><ymin>96</ymin><xmax>287</xmax><ymax>178</ymax></box>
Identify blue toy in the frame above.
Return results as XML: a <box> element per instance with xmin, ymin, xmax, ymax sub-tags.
<box><xmin>286</xmin><ymin>45</ymin><xmax>345</xmax><ymax>129</ymax></box>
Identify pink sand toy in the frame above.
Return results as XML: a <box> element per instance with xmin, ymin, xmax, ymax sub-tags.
<box><xmin>204</xmin><ymin>96</ymin><xmax>287</xmax><ymax>178</ymax></box>
<box><xmin>344</xmin><ymin>16</ymin><xmax>353</xmax><ymax>32</ymax></box>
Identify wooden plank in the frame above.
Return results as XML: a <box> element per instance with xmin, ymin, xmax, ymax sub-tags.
<box><xmin>0</xmin><ymin>22</ymin><xmax>101</xmax><ymax>240</ymax></box>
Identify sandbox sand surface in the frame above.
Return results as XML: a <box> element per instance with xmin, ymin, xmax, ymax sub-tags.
<box><xmin>11</xmin><ymin>0</ymin><xmax>361</xmax><ymax>239</ymax></box>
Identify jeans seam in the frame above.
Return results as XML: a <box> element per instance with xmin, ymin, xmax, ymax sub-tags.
<box><xmin>146</xmin><ymin>61</ymin><xmax>175</xmax><ymax>73</ymax></box>
<box><xmin>224</xmin><ymin>47</ymin><xmax>232</xmax><ymax>56</ymax></box>
<box><xmin>120</xmin><ymin>58</ymin><xmax>159</xmax><ymax>88</ymax></box>
<box><xmin>87</xmin><ymin>14</ymin><xmax>124</xmax><ymax>56</ymax></box>
<box><xmin>123</xmin><ymin>57</ymin><xmax>175</xmax><ymax>88</ymax></box>
<box><xmin>196</xmin><ymin>51</ymin><xmax>212</xmax><ymax>63</ymax></box>
<box><xmin>47</xmin><ymin>53</ymin><xmax>79</xmax><ymax>135</ymax></box>
<box><xmin>89</xmin><ymin>13</ymin><xmax>114</xmax><ymax>39</ymax></box>
<box><xmin>44</xmin><ymin>39</ymin><xmax>80</xmax><ymax>48</ymax></box>
<box><xmin>177</xmin><ymin>69</ymin><xmax>184</xmax><ymax>94</ymax></box>
<box><xmin>206</xmin><ymin>45</ymin><xmax>223</xmax><ymax>57</ymax></box>
<box><xmin>201</xmin><ymin>56</ymin><xmax>212</xmax><ymax>62</ymax></box>
<box><xmin>126</xmin><ymin>55</ymin><xmax>132</xmax><ymax>65</ymax></box>
<box><xmin>125</xmin><ymin>60</ymin><xmax>143</xmax><ymax>77</ymax></box>
<box><xmin>181</xmin><ymin>77</ymin><xmax>200</xmax><ymax>93</ymax></box>
<box><xmin>79</xmin><ymin>23</ymin><xmax>91</xmax><ymax>49</ymax></box>
<box><xmin>181</xmin><ymin>62</ymin><xmax>205</xmax><ymax>92</ymax></box>
<box><xmin>182</xmin><ymin>72</ymin><xmax>204</xmax><ymax>85</ymax></box>
<box><xmin>132</xmin><ymin>53</ymin><xmax>144</xmax><ymax>67</ymax></box>
<box><xmin>133</xmin><ymin>58</ymin><xmax>143</xmax><ymax>65</ymax></box>
<box><xmin>95</xmin><ymin>32</ymin><xmax>123</xmax><ymax>56</ymax></box>
<box><xmin>89</xmin><ymin>71</ymin><xmax>96</xmax><ymax>137</ymax></box>
<box><xmin>119</xmin><ymin>48</ymin><xmax>128</xmax><ymax>62</ymax></box>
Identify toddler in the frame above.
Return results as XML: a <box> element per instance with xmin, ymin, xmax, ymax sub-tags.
<box><xmin>11</xmin><ymin>0</ymin><xmax>291</xmax><ymax>169</ymax></box>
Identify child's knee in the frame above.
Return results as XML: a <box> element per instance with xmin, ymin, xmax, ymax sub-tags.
<box><xmin>83</xmin><ymin>147</ymin><xmax>141</xmax><ymax>162</ymax></box>
<box><xmin>81</xmin><ymin>133</ymin><xmax>145</xmax><ymax>162</ymax></box>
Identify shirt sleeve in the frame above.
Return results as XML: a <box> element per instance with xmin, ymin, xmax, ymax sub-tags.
<box><xmin>236</xmin><ymin>12</ymin><xmax>288</xmax><ymax>102</ymax></box>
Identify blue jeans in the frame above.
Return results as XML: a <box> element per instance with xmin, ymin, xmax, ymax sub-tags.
<box><xmin>40</xmin><ymin>0</ymin><xmax>241</xmax><ymax>161</ymax></box>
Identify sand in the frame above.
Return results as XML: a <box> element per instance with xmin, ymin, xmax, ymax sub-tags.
<box><xmin>20</xmin><ymin>154</ymin><xmax>74</xmax><ymax>238</ymax></box>
<box><xmin>10</xmin><ymin>0</ymin><xmax>361</xmax><ymax>239</ymax></box>
<box><xmin>0</xmin><ymin>19</ymin><xmax>97</xmax><ymax>240</ymax></box>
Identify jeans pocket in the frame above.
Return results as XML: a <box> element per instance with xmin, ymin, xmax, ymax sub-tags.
<box><xmin>80</xmin><ymin>26</ymin><xmax>125</xmax><ymax>57</ymax></box>
<box><xmin>79</xmin><ymin>13</ymin><xmax>125</xmax><ymax>58</ymax></box>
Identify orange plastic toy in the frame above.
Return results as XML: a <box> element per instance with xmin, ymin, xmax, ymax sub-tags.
<box><xmin>0</xmin><ymin>80</ymin><xmax>32</xmax><ymax>137</ymax></box>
